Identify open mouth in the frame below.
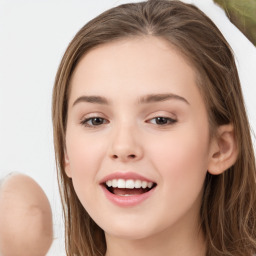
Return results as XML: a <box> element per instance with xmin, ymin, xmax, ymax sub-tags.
<box><xmin>103</xmin><ymin>179</ymin><xmax>157</xmax><ymax>196</ymax></box>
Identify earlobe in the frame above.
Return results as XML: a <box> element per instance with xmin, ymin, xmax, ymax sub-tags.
<box><xmin>208</xmin><ymin>124</ymin><xmax>238</xmax><ymax>175</ymax></box>
<box><xmin>64</xmin><ymin>151</ymin><xmax>72</xmax><ymax>178</ymax></box>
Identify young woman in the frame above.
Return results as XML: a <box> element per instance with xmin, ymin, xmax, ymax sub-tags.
<box><xmin>52</xmin><ymin>0</ymin><xmax>256</xmax><ymax>255</ymax></box>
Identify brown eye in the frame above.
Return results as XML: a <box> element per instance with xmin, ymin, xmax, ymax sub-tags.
<box><xmin>90</xmin><ymin>117</ymin><xmax>105</xmax><ymax>125</ymax></box>
<box><xmin>149</xmin><ymin>117</ymin><xmax>177</xmax><ymax>125</ymax></box>
<box><xmin>80</xmin><ymin>117</ymin><xmax>108</xmax><ymax>127</ymax></box>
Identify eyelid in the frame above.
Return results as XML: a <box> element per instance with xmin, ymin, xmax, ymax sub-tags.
<box><xmin>146</xmin><ymin>111</ymin><xmax>177</xmax><ymax>120</ymax></box>
<box><xmin>79</xmin><ymin>112</ymin><xmax>107</xmax><ymax>122</ymax></box>
<box><xmin>146</xmin><ymin>116</ymin><xmax>177</xmax><ymax>125</ymax></box>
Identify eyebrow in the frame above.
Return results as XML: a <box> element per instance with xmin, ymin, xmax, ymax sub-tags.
<box><xmin>72</xmin><ymin>93</ymin><xmax>189</xmax><ymax>107</ymax></box>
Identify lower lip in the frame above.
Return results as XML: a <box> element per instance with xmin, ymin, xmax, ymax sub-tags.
<box><xmin>101</xmin><ymin>185</ymin><xmax>156</xmax><ymax>207</ymax></box>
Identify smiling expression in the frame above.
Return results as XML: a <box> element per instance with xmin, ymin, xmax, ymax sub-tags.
<box><xmin>65</xmin><ymin>36</ymin><xmax>213</xmax><ymax>240</ymax></box>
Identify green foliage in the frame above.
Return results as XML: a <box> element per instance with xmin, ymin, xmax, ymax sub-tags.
<box><xmin>214</xmin><ymin>0</ymin><xmax>256</xmax><ymax>46</ymax></box>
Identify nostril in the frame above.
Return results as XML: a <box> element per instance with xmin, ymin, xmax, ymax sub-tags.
<box><xmin>112</xmin><ymin>154</ymin><xmax>136</xmax><ymax>159</ymax></box>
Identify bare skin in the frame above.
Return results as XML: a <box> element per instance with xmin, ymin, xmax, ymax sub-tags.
<box><xmin>0</xmin><ymin>173</ymin><xmax>53</xmax><ymax>256</ymax></box>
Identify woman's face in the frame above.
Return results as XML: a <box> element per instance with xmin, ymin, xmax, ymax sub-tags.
<box><xmin>65</xmin><ymin>36</ymin><xmax>213</xmax><ymax>241</ymax></box>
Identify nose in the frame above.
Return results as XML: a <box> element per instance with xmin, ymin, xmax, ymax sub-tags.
<box><xmin>108</xmin><ymin>124</ymin><xmax>143</xmax><ymax>162</ymax></box>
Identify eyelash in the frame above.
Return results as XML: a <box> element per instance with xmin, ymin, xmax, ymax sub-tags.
<box><xmin>80</xmin><ymin>116</ymin><xmax>177</xmax><ymax>128</ymax></box>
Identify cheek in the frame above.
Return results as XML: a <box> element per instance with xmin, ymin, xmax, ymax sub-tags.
<box><xmin>66</xmin><ymin>132</ymin><xmax>103</xmax><ymax>172</ymax></box>
<box><xmin>65</xmin><ymin>130</ymin><xmax>107</xmax><ymax>195</ymax></box>
<box><xmin>65</xmin><ymin>133</ymin><xmax>106</xmax><ymax>207</ymax></box>
<box><xmin>145</xmin><ymin>127</ymin><xmax>209</xmax><ymax>223</ymax></box>
<box><xmin>148</xmin><ymin>126</ymin><xmax>209</xmax><ymax>188</ymax></box>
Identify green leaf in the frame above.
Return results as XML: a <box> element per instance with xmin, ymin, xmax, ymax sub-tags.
<box><xmin>214</xmin><ymin>0</ymin><xmax>256</xmax><ymax>46</ymax></box>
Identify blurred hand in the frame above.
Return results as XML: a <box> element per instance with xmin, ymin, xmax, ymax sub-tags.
<box><xmin>0</xmin><ymin>173</ymin><xmax>53</xmax><ymax>256</ymax></box>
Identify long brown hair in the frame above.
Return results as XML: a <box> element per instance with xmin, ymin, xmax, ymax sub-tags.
<box><xmin>52</xmin><ymin>1</ymin><xmax>256</xmax><ymax>255</ymax></box>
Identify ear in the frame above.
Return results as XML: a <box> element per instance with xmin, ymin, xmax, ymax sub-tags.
<box><xmin>207</xmin><ymin>124</ymin><xmax>238</xmax><ymax>175</ymax></box>
<box><xmin>64</xmin><ymin>151</ymin><xmax>72</xmax><ymax>178</ymax></box>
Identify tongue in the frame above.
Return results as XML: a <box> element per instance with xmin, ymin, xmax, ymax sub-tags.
<box><xmin>113</xmin><ymin>188</ymin><xmax>146</xmax><ymax>196</ymax></box>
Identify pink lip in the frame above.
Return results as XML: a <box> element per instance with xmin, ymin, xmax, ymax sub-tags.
<box><xmin>101</xmin><ymin>184</ymin><xmax>156</xmax><ymax>207</ymax></box>
<box><xmin>100</xmin><ymin>172</ymin><xmax>154</xmax><ymax>184</ymax></box>
<box><xmin>100</xmin><ymin>172</ymin><xmax>156</xmax><ymax>207</ymax></box>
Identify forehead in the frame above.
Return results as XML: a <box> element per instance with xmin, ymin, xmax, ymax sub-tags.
<box><xmin>69</xmin><ymin>36</ymin><xmax>201</xmax><ymax>106</ymax></box>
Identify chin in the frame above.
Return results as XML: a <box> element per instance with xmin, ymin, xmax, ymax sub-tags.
<box><xmin>101</xmin><ymin>219</ymin><xmax>159</xmax><ymax>241</ymax></box>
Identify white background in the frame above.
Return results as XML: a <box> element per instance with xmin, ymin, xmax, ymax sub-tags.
<box><xmin>0</xmin><ymin>0</ymin><xmax>255</xmax><ymax>255</ymax></box>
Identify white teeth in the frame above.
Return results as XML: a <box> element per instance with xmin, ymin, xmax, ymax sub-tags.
<box><xmin>112</xmin><ymin>179</ymin><xmax>118</xmax><ymax>188</ymax></box>
<box><xmin>134</xmin><ymin>180</ymin><xmax>141</xmax><ymax>188</ymax></box>
<box><xmin>147</xmin><ymin>182</ymin><xmax>153</xmax><ymax>188</ymax></box>
<box><xmin>105</xmin><ymin>178</ymin><xmax>154</xmax><ymax>189</ymax></box>
<box><xmin>117</xmin><ymin>179</ymin><xmax>126</xmax><ymax>188</ymax></box>
<box><xmin>126</xmin><ymin>179</ymin><xmax>135</xmax><ymax>189</ymax></box>
<box><xmin>106</xmin><ymin>180</ymin><xmax>112</xmax><ymax>187</ymax></box>
<box><xmin>141</xmin><ymin>181</ymin><xmax>147</xmax><ymax>189</ymax></box>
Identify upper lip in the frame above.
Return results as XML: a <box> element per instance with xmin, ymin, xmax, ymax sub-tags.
<box><xmin>100</xmin><ymin>172</ymin><xmax>156</xmax><ymax>184</ymax></box>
